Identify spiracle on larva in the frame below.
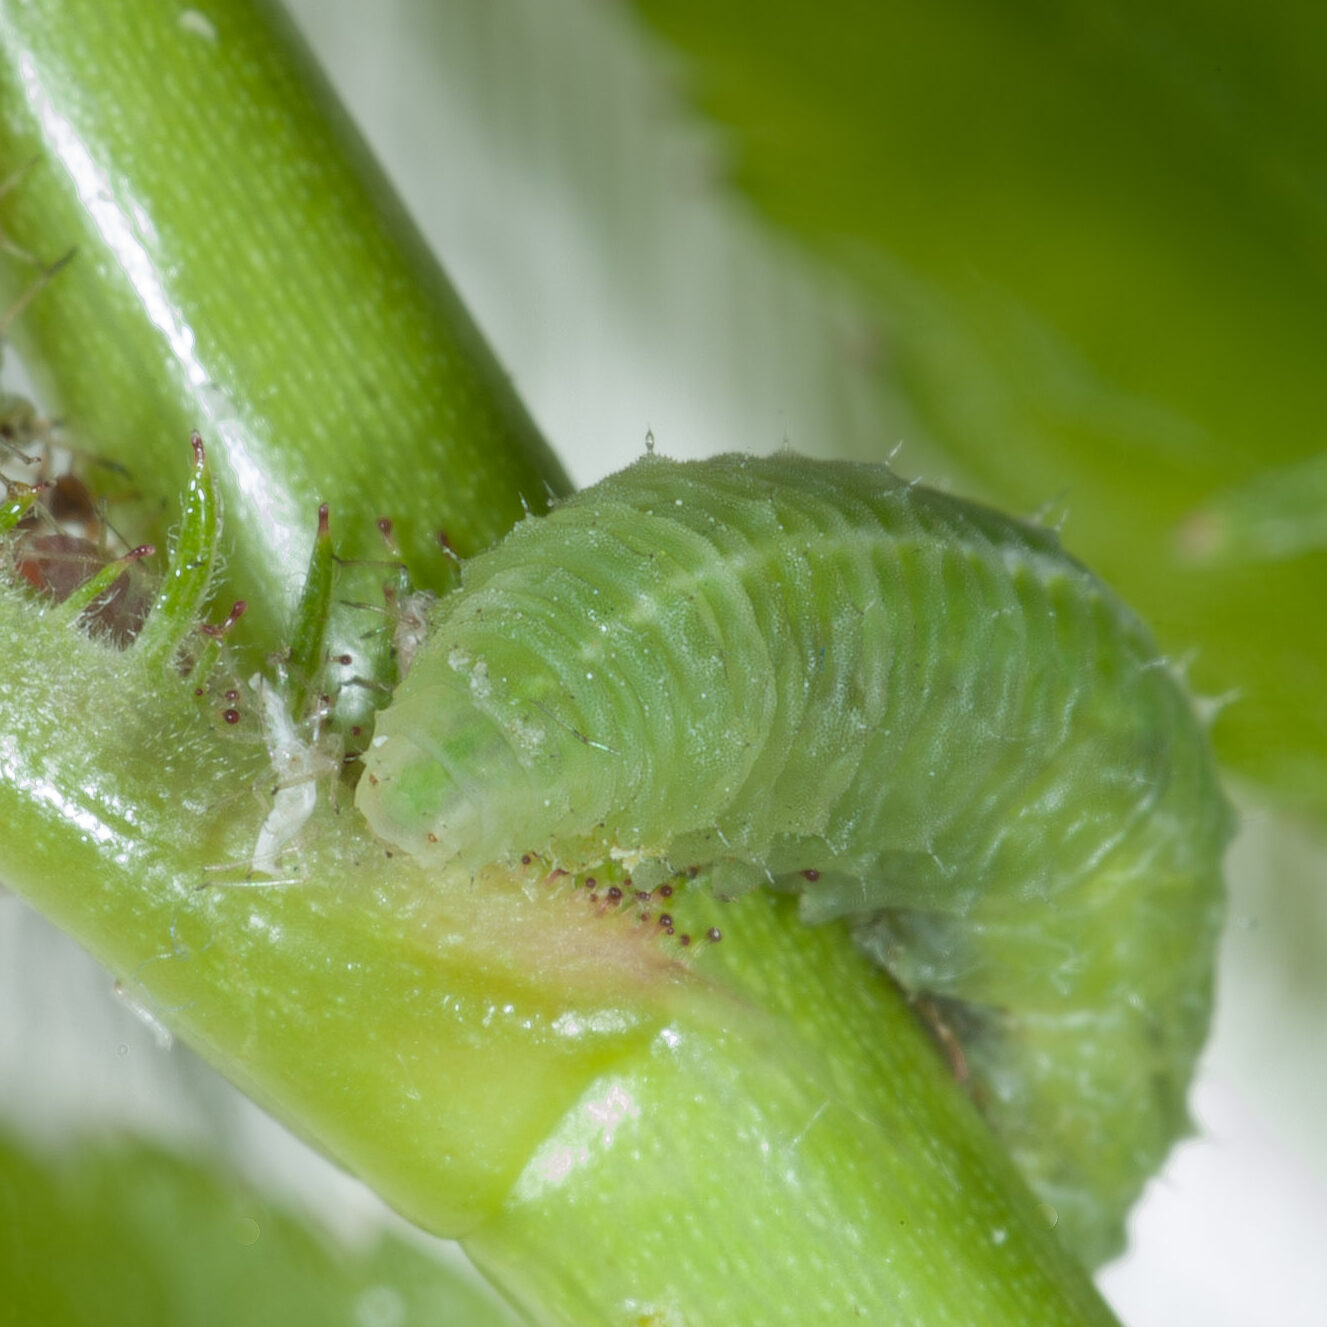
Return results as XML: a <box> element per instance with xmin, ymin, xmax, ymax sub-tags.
<box><xmin>356</xmin><ymin>450</ymin><xmax>1230</xmax><ymax>1266</ymax></box>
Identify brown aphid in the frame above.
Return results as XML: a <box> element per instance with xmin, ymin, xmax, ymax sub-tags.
<box><xmin>14</xmin><ymin>531</ymin><xmax>102</xmax><ymax>598</ymax></box>
<box><xmin>44</xmin><ymin>472</ymin><xmax>103</xmax><ymax>539</ymax></box>
<box><xmin>14</xmin><ymin>531</ymin><xmax>151</xmax><ymax>644</ymax></box>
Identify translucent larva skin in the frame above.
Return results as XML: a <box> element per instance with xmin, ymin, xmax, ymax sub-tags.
<box><xmin>357</xmin><ymin>452</ymin><xmax>1229</xmax><ymax>1265</ymax></box>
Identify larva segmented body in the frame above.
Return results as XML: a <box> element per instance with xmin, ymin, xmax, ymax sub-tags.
<box><xmin>356</xmin><ymin>452</ymin><xmax>1229</xmax><ymax>1264</ymax></box>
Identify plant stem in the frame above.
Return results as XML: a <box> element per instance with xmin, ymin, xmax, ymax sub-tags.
<box><xmin>0</xmin><ymin>0</ymin><xmax>568</xmax><ymax>659</ymax></box>
<box><xmin>466</xmin><ymin>890</ymin><xmax>1122</xmax><ymax>1326</ymax></box>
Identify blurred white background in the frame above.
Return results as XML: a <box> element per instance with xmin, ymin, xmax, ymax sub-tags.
<box><xmin>3</xmin><ymin>2</ymin><xmax>1324</xmax><ymax>1323</ymax></box>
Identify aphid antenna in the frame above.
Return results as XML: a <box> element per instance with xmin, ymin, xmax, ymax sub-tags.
<box><xmin>339</xmin><ymin>596</ymin><xmax>395</xmax><ymax>620</ymax></box>
<box><xmin>0</xmin><ymin>155</ymin><xmax>39</xmax><ymax>203</ymax></box>
<box><xmin>0</xmin><ymin>246</ymin><xmax>76</xmax><ymax>336</ymax></box>
<box><xmin>340</xmin><ymin>672</ymin><xmax>393</xmax><ymax>696</ymax></box>
<box><xmin>0</xmin><ymin>435</ymin><xmax>43</xmax><ymax>470</ymax></box>
<box><xmin>195</xmin><ymin>860</ymin><xmax>309</xmax><ymax>890</ymax></box>
<box><xmin>331</xmin><ymin>552</ymin><xmax>408</xmax><ymax>574</ymax></box>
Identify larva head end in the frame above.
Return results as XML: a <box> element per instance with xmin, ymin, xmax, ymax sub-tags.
<box><xmin>356</xmin><ymin>681</ymin><xmax>552</xmax><ymax>871</ymax></box>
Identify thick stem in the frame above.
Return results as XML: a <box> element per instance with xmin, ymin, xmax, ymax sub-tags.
<box><xmin>466</xmin><ymin>891</ymin><xmax>1121</xmax><ymax>1327</ymax></box>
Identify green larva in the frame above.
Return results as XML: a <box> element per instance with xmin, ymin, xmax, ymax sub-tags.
<box><xmin>356</xmin><ymin>451</ymin><xmax>1229</xmax><ymax>1266</ymax></box>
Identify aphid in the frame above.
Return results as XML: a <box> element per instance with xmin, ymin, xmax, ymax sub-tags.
<box><xmin>247</xmin><ymin>671</ymin><xmax>341</xmax><ymax>879</ymax></box>
<box><xmin>355</xmin><ymin>451</ymin><xmax>1231</xmax><ymax>1266</ymax></box>
<box><xmin>339</xmin><ymin>514</ymin><xmax>443</xmax><ymax>681</ymax></box>
<box><xmin>2</xmin><ymin>450</ymin><xmax>152</xmax><ymax>645</ymax></box>
<box><xmin>199</xmin><ymin>498</ymin><xmax>356</xmax><ymax>881</ymax></box>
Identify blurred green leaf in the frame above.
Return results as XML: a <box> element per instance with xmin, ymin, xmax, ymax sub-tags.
<box><xmin>628</xmin><ymin>0</ymin><xmax>1327</xmax><ymax>814</ymax></box>
<box><xmin>0</xmin><ymin>1129</ymin><xmax>524</xmax><ymax>1327</ymax></box>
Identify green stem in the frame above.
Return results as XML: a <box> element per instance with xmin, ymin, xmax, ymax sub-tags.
<box><xmin>0</xmin><ymin>0</ymin><xmax>568</xmax><ymax>659</ymax></box>
<box><xmin>466</xmin><ymin>891</ymin><xmax>1120</xmax><ymax>1326</ymax></box>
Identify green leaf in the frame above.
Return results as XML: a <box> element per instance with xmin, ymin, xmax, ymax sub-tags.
<box><xmin>626</xmin><ymin>0</ymin><xmax>1327</xmax><ymax>815</ymax></box>
<box><xmin>0</xmin><ymin>1127</ymin><xmax>524</xmax><ymax>1327</ymax></box>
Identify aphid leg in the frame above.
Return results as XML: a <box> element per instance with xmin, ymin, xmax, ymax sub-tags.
<box><xmin>190</xmin><ymin>598</ymin><xmax>248</xmax><ymax>695</ymax></box>
<box><xmin>337</xmin><ymin>514</ymin><xmax>444</xmax><ymax>680</ymax></box>
<box><xmin>911</xmin><ymin>993</ymin><xmax>970</xmax><ymax>1087</ymax></box>
<box><xmin>0</xmin><ymin>245</ymin><xmax>76</xmax><ymax>331</ymax></box>
<box><xmin>0</xmin><ymin>403</ymin><xmax>46</xmax><ymax>469</ymax></box>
